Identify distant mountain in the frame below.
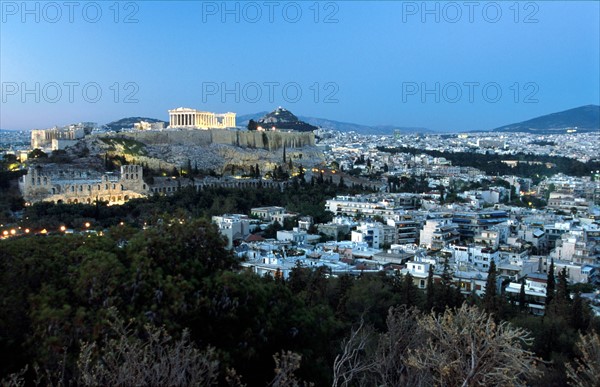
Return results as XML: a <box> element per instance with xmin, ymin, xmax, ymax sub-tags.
<box><xmin>237</xmin><ymin>109</ymin><xmax>431</xmax><ymax>134</ymax></box>
<box><xmin>104</xmin><ymin>117</ymin><xmax>166</xmax><ymax>131</ymax></box>
<box><xmin>492</xmin><ymin>105</ymin><xmax>600</xmax><ymax>133</ymax></box>
<box><xmin>252</xmin><ymin>107</ymin><xmax>318</xmax><ymax>132</ymax></box>
<box><xmin>301</xmin><ymin>117</ymin><xmax>430</xmax><ymax>135</ymax></box>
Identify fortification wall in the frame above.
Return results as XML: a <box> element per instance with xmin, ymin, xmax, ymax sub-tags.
<box><xmin>121</xmin><ymin>129</ymin><xmax>314</xmax><ymax>150</ymax></box>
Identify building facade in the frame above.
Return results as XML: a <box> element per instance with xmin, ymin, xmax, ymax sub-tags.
<box><xmin>31</xmin><ymin>122</ymin><xmax>94</xmax><ymax>150</ymax></box>
<box><xmin>19</xmin><ymin>164</ymin><xmax>148</xmax><ymax>205</ymax></box>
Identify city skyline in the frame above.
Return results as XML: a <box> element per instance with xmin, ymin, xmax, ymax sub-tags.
<box><xmin>1</xmin><ymin>1</ymin><xmax>599</xmax><ymax>131</ymax></box>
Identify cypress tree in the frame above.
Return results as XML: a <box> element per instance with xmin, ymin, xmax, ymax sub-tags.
<box><xmin>519</xmin><ymin>279</ymin><xmax>527</xmax><ymax>312</ymax></box>
<box><xmin>438</xmin><ymin>256</ymin><xmax>453</xmax><ymax>309</ymax></box>
<box><xmin>402</xmin><ymin>272</ymin><xmax>418</xmax><ymax>308</ymax></box>
<box><xmin>556</xmin><ymin>267</ymin><xmax>570</xmax><ymax>302</ymax></box>
<box><xmin>548</xmin><ymin>266</ymin><xmax>571</xmax><ymax>316</ymax></box>
<box><xmin>483</xmin><ymin>259</ymin><xmax>498</xmax><ymax>315</ymax></box>
<box><xmin>425</xmin><ymin>264</ymin><xmax>435</xmax><ymax>311</ymax></box>
<box><xmin>546</xmin><ymin>259</ymin><xmax>555</xmax><ymax>306</ymax></box>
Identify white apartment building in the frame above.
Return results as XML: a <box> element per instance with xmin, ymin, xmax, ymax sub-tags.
<box><xmin>419</xmin><ymin>219</ymin><xmax>460</xmax><ymax>250</ymax></box>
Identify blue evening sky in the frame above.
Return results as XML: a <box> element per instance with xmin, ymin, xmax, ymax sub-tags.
<box><xmin>1</xmin><ymin>1</ymin><xmax>599</xmax><ymax>131</ymax></box>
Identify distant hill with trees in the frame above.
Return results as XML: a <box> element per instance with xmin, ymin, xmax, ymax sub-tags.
<box><xmin>104</xmin><ymin>117</ymin><xmax>166</xmax><ymax>132</ymax></box>
<box><xmin>492</xmin><ymin>105</ymin><xmax>600</xmax><ymax>134</ymax></box>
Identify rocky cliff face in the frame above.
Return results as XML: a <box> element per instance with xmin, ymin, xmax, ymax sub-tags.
<box><xmin>85</xmin><ymin>129</ymin><xmax>322</xmax><ymax>175</ymax></box>
<box><xmin>144</xmin><ymin>143</ymin><xmax>324</xmax><ymax>174</ymax></box>
<box><xmin>121</xmin><ymin>129</ymin><xmax>315</xmax><ymax>150</ymax></box>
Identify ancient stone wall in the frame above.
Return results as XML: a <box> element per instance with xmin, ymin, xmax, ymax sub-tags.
<box><xmin>121</xmin><ymin>129</ymin><xmax>314</xmax><ymax>150</ymax></box>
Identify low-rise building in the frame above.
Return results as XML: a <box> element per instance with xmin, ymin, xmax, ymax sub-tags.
<box><xmin>420</xmin><ymin>219</ymin><xmax>460</xmax><ymax>250</ymax></box>
<box><xmin>212</xmin><ymin>214</ymin><xmax>251</xmax><ymax>249</ymax></box>
<box><xmin>251</xmin><ymin>206</ymin><xmax>286</xmax><ymax>222</ymax></box>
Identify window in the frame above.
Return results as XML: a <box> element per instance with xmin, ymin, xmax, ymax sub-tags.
<box><xmin>419</xmin><ymin>279</ymin><xmax>426</xmax><ymax>289</ymax></box>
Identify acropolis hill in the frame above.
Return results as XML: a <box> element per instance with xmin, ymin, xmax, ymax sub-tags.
<box><xmin>41</xmin><ymin>107</ymin><xmax>323</xmax><ymax>176</ymax></box>
<box><xmin>75</xmin><ymin>128</ymin><xmax>323</xmax><ymax>177</ymax></box>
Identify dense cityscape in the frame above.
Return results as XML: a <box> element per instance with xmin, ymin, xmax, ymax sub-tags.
<box><xmin>2</xmin><ymin>1</ymin><xmax>599</xmax><ymax>386</ymax></box>
<box><xmin>1</xmin><ymin>104</ymin><xmax>600</xmax><ymax>385</ymax></box>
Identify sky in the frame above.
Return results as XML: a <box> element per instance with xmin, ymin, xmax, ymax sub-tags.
<box><xmin>1</xmin><ymin>1</ymin><xmax>599</xmax><ymax>132</ymax></box>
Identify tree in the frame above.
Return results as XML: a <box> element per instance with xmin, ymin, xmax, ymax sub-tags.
<box><xmin>268</xmin><ymin>351</ymin><xmax>310</xmax><ymax>387</ymax></box>
<box><xmin>332</xmin><ymin>305</ymin><xmax>541</xmax><ymax>386</ymax></box>
<box><xmin>332</xmin><ymin>318</ymin><xmax>375</xmax><ymax>387</ymax></box>
<box><xmin>556</xmin><ymin>267</ymin><xmax>570</xmax><ymax>303</ymax></box>
<box><xmin>400</xmin><ymin>272</ymin><xmax>420</xmax><ymax>308</ymax></box>
<box><xmin>28</xmin><ymin>149</ymin><xmax>48</xmax><ymax>159</ymax></box>
<box><xmin>425</xmin><ymin>264</ymin><xmax>435</xmax><ymax>311</ymax></box>
<box><xmin>546</xmin><ymin>259</ymin><xmax>555</xmax><ymax>307</ymax></box>
<box><xmin>548</xmin><ymin>266</ymin><xmax>571</xmax><ymax>317</ymax></box>
<box><xmin>570</xmin><ymin>292</ymin><xmax>590</xmax><ymax>332</ymax></box>
<box><xmin>566</xmin><ymin>332</ymin><xmax>600</xmax><ymax>387</ymax></box>
<box><xmin>433</xmin><ymin>257</ymin><xmax>454</xmax><ymax>312</ymax></box>
<box><xmin>519</xmin><ymin>279</ymin><xmax>527</xmax><ymax>312</ymax></box>
<box><xmin>408</xmin><ymin>305</ymin><xmax>541</xmax><ymax>386</ymax></box>
<box><xmin>77</xmin><ymin>310</ymin><xmax>219</xmax><ymax>386</ymax></box>
<box><xmin>247</xmin><ymin>119</ymin><xmax>258</xmax><ymax>131</ymax></box>
<box><xmin>483</xmin><ymin>259</ymin><xmax>498</xmax><ymax>315</ymax></box>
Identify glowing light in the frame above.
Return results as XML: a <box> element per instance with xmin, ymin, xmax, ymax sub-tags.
<box><xmin>10</xmin><ymin>229</ymin><xmax>16</xmax><ymax>235</ymax></box>
<box><xmin>2</xmin><ymin>230</ymin><xmax>8</xmax><ymax>236</ymax></box>
<box><xmin>25</xmin><ymin>229</ymin><xmax>30</xmax><ymax>234</ymax></box>
<box><xmin>84</xmin><ymin>222</ymin><xmax>91</xmax><ymax>228</ymax></box>
<box><xmin>60</xmin><ymin>226</ymin><xmax>66</xmax><ymax>232</ymax></box>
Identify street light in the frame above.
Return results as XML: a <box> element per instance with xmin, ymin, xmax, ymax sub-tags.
<box><xmin>60</xmin><ymin>226</ymin><xmax>66</xmax><ymax>232</ymax></box>
<box><xmin>84</xmin><ymin>222</ymin><xmax>91</xmax><ymax>228</ymax></box>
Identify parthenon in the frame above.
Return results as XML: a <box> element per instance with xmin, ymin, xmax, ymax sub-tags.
<box><xmin>168</xmin><ymin>107</ymin><xmax>236</xmax><ymax>129</ymax></box>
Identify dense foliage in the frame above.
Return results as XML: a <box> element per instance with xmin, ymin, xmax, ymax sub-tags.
<box><xmin>1</xmin><ymin>219</ymin><xmax>598</xmax><ymax>385</ymax></box>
